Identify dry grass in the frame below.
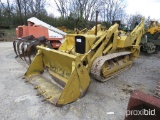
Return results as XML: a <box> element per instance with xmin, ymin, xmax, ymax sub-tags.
<box><xmin>0</xmin><ymin>28</ymin><xmax>16</xmax><ymax>42</ymax></box>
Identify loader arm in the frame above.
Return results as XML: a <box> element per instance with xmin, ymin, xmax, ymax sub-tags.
<box><xmin>129</xmin><ymin>18</ymin><xmax>145</xmax><ymax>59</ymax></box>
<box><xmin>81</xmin><ymin>23</ymin><xmax>119</xmax><ymax>71</ymax></box>
<box><xmin>130</xmin><ymin>18</ymin><xmax>145</xmax><ymax>46</ymax></box>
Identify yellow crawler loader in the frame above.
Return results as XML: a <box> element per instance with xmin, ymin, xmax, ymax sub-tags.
<box><xmin>141</xmin><ymin>20</ymin><xmax>160</xmax><ymax>53</ymax></box>
<box><xmin>24</xmin><ymin>18</ymin><xmax>145</xmax><ymax>106</ymax></box>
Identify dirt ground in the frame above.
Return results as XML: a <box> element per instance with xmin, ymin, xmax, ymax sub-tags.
<box><xmin>0</xmin><ymin>42</ymin><xmax>160</xmax><ymax>120</ymax></box>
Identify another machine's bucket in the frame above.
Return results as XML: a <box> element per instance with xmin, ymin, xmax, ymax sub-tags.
<box><xmin>24</xmin><ymin>46</ymin><xmax>90</xmax><ymax>106</ymax></box>
<box><xmin>125</xmin><ymin>90</ymin><xmax>160</xmax><ymax>120</ymax></box>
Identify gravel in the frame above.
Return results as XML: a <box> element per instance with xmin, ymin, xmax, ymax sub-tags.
<box><xmin>0</xmin><ymin>42</ymin><xmax>159</xmax><ymax>120</ymax></box>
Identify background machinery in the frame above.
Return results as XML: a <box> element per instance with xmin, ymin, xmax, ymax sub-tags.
<box><xmin>13</xmin><ymin>17</ymin><xmax>66</xmax><ymax>64</ymax></box>
<box><xmin>141</xmin><ymin>20</ymin><xmax>160</xmax><ymax>53</ymax></box>
<box><xmin>23</xmin><ymin>17</ymin><xmax>145</xmax><ymax>106</ymax></box>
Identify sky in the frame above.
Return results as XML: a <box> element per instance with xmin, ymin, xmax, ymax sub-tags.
<box><xmin>1</xmin><ymin>0</ymin><xmax>160</xmax><ymax>20</ymax></box>
<box><xmin>46</xmin><ymin>0</ymin><xmax>160</xmax><ymax>21</ymax></box>
<box><xmin>125</xmin><ymin>0</ymin><xmax>160</xmax><ymax>20</ymax></box>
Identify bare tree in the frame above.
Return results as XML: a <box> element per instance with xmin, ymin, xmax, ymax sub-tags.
<box><xmin>16</xmin><ymin>0</ymin><xmax>24</xmax><ymax>24</ymax></box>
<box><xmin>27</xmin><ymin>0</ymin><xmax>47</xmax><ymax>17</ymax></box>
<box><xmin>14</xmin><ymin>0</ymin><xmax>47</xmax><ymax>24</ymax></box>
<box><xmin>83</xmin><ymin>0</ymin><xmax>99</xmax><ymax>21</ymax></box>
<box><xmin>0</xmin><ymin>0</ymin><xmax>15</xmax><ymax>25</ymax></box>
<box><xmin>21</xmin><ymin>0</ymin><xmax>29</xmax><ymax>22</ymax></box>
<box><xmin>0</xmin><ymin>0</ymin><xmax>128</xmax><ymax>28</ymax></box>
<box><xmin>127</xmin><ymin>13</ymin><xmax>144</xmax><ymax>27</ymax></box>
<box><xmin>145</xmin><ymin>16</ymin><xmax>151</xmax><ymax>26</ymax></box>
<box><xmin>53</xmin><ymin>0</ymin><xmax>99</xmax><ymax>21</ymax></box>
<box><xmin>53</xmin><ymin>0</ymin><xmax>70</xmax><ymax>18</ymax></box>
<box><xmin>100</xmin><ymin>0</ymin><xmax>126</xmax><ymax>23</ymax></box>
<box><xmin>70</xmin><ymin>0</ymin><xmax>126</xmax><ymax>22</ymax></box>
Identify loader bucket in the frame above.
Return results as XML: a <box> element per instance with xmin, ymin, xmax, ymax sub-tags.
<box><xmin>125</xmin><ymin>90</ymin><xmax>160</xmax><ymax>120</ymax></box>
<box><xmin>24</xmin><ymin>46</ymin><xmax>90</xmax><ymax>106</ymax></box>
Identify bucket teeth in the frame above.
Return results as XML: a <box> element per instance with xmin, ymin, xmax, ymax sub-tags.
<box><xmin>34</xmin><ymin>86</ymin><xmax>40</xmax><ymax>89</ymax></box>
<box><xmin>41</xmin><ymin>90</ymin><xmax>46</xmax><ymax>94</ymax></box>
<box><xmin>36</xmin><ymin>90</ymin><xmax>46</xmax><ymax>96</ymax></box>
<box><xmin>27</xmin><ymin>75</ymin><xmax>63</xmax><ymax>105</ymax></box>
<box><xmin>41</xmin><ymin>99</ymin><xmax>46</xmax><ymax>102</ymax></box>
<box><xmin>24</xmin><ymin>79</ymin><xmax>29</xmax><ymax>82</ymax></box>
<box><xmin>42</xmin><ymin>96</ymin><xmax>52</xmax><ymax>102</ymax></box>
<box><xmin>47</xmin><ymin>96</ymin><xmax>52</xmax><ymax>99</ymax></box>
<box><xmin>36</xmin><ymin>92</ymin><xmax>41</xmax><ymax>96</ymax></box>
